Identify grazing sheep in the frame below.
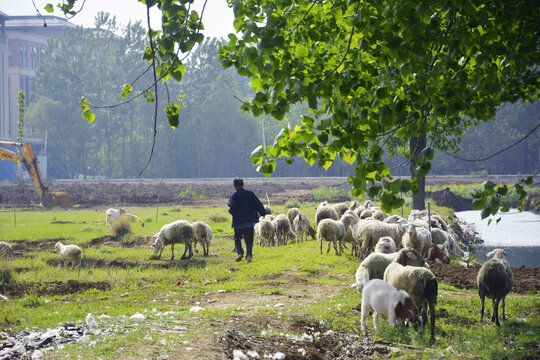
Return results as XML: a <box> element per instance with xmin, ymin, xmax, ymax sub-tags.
<box><xmin>317</xmin><ymin>213</ymin><xmax>357</xmax><ymax>256</ymax></box>
<box><xmin>293</xmin><ymin>213</ymin><xmax>311</xmax><ymax>243</ymax></box>
<box><xmin>353</xmin><ymin>206</ymin><xmax>367</xmax><ymax>217</ymax></box>
<box><xmin>191</xmin><ymin>221</ymin><xmax>213</xmax><ymax>256</ymax></box>
<box><xmin>354</xmin><ymin>221</ymin><xmax>408</xmax><ymax>258</ymax></box>
<box><xmin>315</xmin><ymin>201</ymin><xmax>339</xmax><ymax>225</ymax></box>
<box><xmin>361</xmin><ymin>279</ymin><xmax>422</xmax><ymax>336</ymax></box>
<box><xmin>152</xmin><ymin>220</ymin><xmax>193</xmax><ymax>260</ymax></box>
<box><xmin>477</xmin><ymin>249</ymin><xmax>513</xmax><ymax>326</ymax></box>
<box><xmin>427</xmin><ymin>242</ymin><xmax>450</xmax><ymax>264</ymax></box>
<box><xmin>384</xmin><ymin>215</ymin><xmax>405</xmax><ymax>224</ymax></box>
<box><xmin>287</xmin><ymin>207</ymin><xmax>301</xmax><ymax>227</ymax></box>
<box><xmin>106</xmin><ymin>207</ymin><xmax>148</xmax><ymax>236</ymax></box>
<box><xmin>384</xmin><ymin>251</ymin><xmax>438</xmax><ymax>339</ymax></box>
<box><xmin>352</xmin><ymin>247</ymin><xmax>425</xmax><ymax>291</ymax></box>
<box><xmin>332</xmin><ymin>202</ymin><xmax>349</xmax><ymax>217</ymax></box>
<box><xmin>257</xmin><ymin>217</ymin><xmax>276</xmax><ymax>247</ymax></box>
<box><xmin>272</xmin><ymin>214</ymin><xmax>296</xmax><ymax>246</ymax></box>
<box><xmin>349</xmin><ymin>200</ymin><xmax>361</xmax><ymax>211</ymax></box>
<box><xmin>0</xmin><ymin>242</ymin><xmax>13</xmax><ymax>260</ymax></box>
<box><xmin>402</xmin><ymin>223</ymin><xmax>432</xmax><ymax>257</ymax></box>
<box><xmin>431</xmin><ymin>228</ymin><xmax>466</xmax><ymax>258</ymax></box>
<box><xmin>359</xmin><ymin>209</ymin><xmax>374</xmax><ymax>219</ymax></box>
<box><xmin>55</xmin><ymin>242</ymin><xmax>82</xmax><ymax>268</ymax></box>
<box><xmin>374</xmin><ymin>236</ymin><xmax>397</xmax><ymax>254</ymax></box>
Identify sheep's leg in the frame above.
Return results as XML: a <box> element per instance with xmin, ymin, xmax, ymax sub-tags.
<box><xmin>158</xmin><ymin>246</ymin><xmax>164</xmax><ymax>260</ymax></box>
<box><xmin>333</xmin><ymin>240</ymin><xmax>340</xmax><ymax>256</ymax></box>
<box><xmin>501</xmin><ymin>296</ymin><xmax>506</xmax><ymax>320</ymax></box>
<box><xmin>171</xmin><ymin>243</ymin><xmax>175</xmax><ymax>260</ymax></box>
<box><xmin>203</xmin><ymin>241</ymin><xmax>208</xmax><ymax>257</ymax></box>
<box><xmin>492</xmin><ymin>298</ymin><xmax>501</xmax><ymax>326</ymax></box>
<box><xmin>429</xmin><ymin>301</ymin><xmax>435</xmax><ymax>340</ymax></box>
<box><xmin>373</xmin><ymin>312</ymin><xmax>379</xmax><ymax>330</ymax></box>
<box><xmin>479</xmin><ymin>296</ymin><xmax>485</xmax><ymax>323</ymax></box>
<box><xmin>193</xmin><ymin>242</ymin><xmax>199</xmax><ymax>253</ymax></box>
<box><xmin>326</xmin><ymin>241</ymin><xmax>332</xmax><ymax>253</ymax></box>
<box><xmin>361</xmin><ymin>303</ymin><xmax>369</xmax><ymax>336</ymax></box>
<box><xmin>319</xmin><ymin>238</ymin><xmax>323</xmax><ymax>254</ymax></box>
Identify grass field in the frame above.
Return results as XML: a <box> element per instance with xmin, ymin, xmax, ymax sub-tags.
<box><xmin>0</xmin><ymin>200</ymin><xmax>538</xmax><ymax>359</ymax></box>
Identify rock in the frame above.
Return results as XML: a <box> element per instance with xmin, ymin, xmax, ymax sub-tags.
<box><xmin>31</xmin><ymin>350</ymin><xmax>44</xmax><ymax>360</ymax></box>
<box><xmin>130</xmin><ymin>312</ymin><xmax>146</xmax><ymax>321</ymax></box>
<box><xmin>86</xmin><ymin>314</ymin><xmax>98</xmax><ymax>329</ymax></box>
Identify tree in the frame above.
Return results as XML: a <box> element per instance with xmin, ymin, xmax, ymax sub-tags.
<box><xmin>47</xmin><ymin>0</ymin><xmax>539</xmax><ymax>217</ymax></box>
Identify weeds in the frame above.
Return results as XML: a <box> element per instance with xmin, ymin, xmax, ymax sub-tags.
<box><xmin>312</xmin><ymin>185</ymin><xmax>350</xmax><ymax>201</ymax></box>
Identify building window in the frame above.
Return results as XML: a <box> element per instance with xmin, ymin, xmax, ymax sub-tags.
<box><xmin>23</xmin><ymin>45</ymin><xmax>28</xmax><ymax>67</ymax></box>
<box><xmin>31</xmin><ymin>47</ymin><xmax>38</xmax><ymax>68</ymax></box>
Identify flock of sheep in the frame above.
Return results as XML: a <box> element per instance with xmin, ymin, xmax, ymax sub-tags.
<box><xmin>0</xmin><ymin>198</ymin><xmax>514</xmax><ymax>341</ymax></box>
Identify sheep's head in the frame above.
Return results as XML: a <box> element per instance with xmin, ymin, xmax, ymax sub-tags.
<box><xmin>394</xmin><ymin>294</ymin><xmax>422</xmax><ymax>330</ymax></box>
<box><xmin>487</xmin><ymin>248</ymin><xmax>507</xmax><ymax>260</ymax></box>
<box><xmin>427</xmin><ymin>242</ymin><xmax>450</xmax><ymax>264</ymax></box>
<box><xmin>54</xmin><ymin>242</ymin><xmax>63</xmax><ymax>252</ymax></box>
<box><xmin>151</xmin><ymin>234</ymin><xmax>163</xmax><ymax>256</ymax></box>
<box><xmin>397</xmin><ymin>248</ymin><xmax>425</xmax><ymax>267</ymax></box>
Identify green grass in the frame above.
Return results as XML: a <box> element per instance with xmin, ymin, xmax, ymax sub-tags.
<box><xmin>0</xmin><ymin>202</ymin><xmax>537</xmax><ymax>359</ymax></box>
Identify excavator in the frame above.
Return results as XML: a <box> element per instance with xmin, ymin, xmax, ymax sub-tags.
<box><xmin>0</xmin><ymin>140</ymin><xmax>71</xmax><ymax>208</ymax></box>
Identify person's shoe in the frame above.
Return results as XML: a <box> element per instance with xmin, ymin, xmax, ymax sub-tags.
<box><xmin>246</xmin><ymin>255</ymin><xmax>252</xmax><ymax>263</ymax></box>
<box><xmin>235</xmin><ymin>254</ymin><xmax>243</xmax><ymax>262</ymax></box>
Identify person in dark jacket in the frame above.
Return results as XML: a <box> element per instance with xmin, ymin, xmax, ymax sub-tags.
<box><xmin>228</xmin><ymin>177</ymin><xmax>266</xmax><ymax>263</ymax></box>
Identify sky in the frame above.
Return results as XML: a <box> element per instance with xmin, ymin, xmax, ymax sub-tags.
<box><xmin>0</xmin><ymin>0</ymin><xmax>235</xmax><ymax>39</ymax></box>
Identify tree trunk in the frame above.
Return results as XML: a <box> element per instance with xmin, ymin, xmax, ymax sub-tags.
<box><xmin>410</xmin><ymin>134</ymin><xmax>426</xmax><ymax>210</ymax></box>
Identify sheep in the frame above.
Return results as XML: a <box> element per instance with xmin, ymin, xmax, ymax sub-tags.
<box><xmin>363</xmin><ymin>199</ymin><xmax>375</xmax><ymax>208</ymax></box>
<box><xmin>55</xmin><ymin>242</ymin><xmax>82</xmax><ymax>268</ymax></box>
<box><xmin>263</xmin><ymin>205</ymin><xmax>272</xmax><ymax>215</ymax></box>
<box><xmin>258</xmin><ymin>217</ymin><xmax>276</xmax><ymax>246</ymax></box>
<box><xmin>151</xmin><ymin>220</ymin><xmax>193</xmax><ymax>260</ymax></box>
<box><xmin>402</xmin><ymin>223</ymin><xmax>432</xmax><ymax>257</ymax></box>
<box><xmin>384</xmin><ymin>215</ymin><xmax>405</xmax><ymax>224</ymax></box>
<box><xmin>372</xmin><ymin>210</ymin><xmax>389</xmax><ymax>221</ymax></box>
<box><xmin>0</xmin><ymin>242</ymin><xmax>14</xmax><ymax>260</ymax></box>
<box><xmin>359</xmin><ymin>209</ymin><xmax>374</xmax><ymax>219</ymax></box>
<box><xmin>293</xmin><ymin>213</ymin><xmax>311</xmax><ymax>243</ymax></box>
<box><xmin>361</xmin><ymin>279</ymin><xmax>422</xmax><ymax>336</ymax></box>
<box><xmin>352</xmin><ymin>247</ymin><xmax>425</xmax><ymax>291</ymax></box>
<box><xmin>317</xmin><ymin>213</ymin><xmax>357</xmax><ymax>256</ymax></box>
<box><xmin>191</xmin><ymin>221</ymin><xmax>213</xmax><ymax>256</ymax></box>
<box><xmin>349</xmin><ymin>200</ymin><xmax>361</xmax><ymax>211</ymax></box>
<box><xmin>105</xmin><ymin>207</ymin><xmax>148</xmax><ymax>236</ymax></box>
<box><xmin>427</xmin><ymin>242</ymin><xmax>450</xmax><ymax>264</ymax></box>
<box><xmin>332</xmin><ymin>202</ymin><xmax>349</xmax><ymax>217</ymax></box>
<box><xmin>374</xmin><ymin>236</ymin><xmax>397</xmax><ymax>254</ymax></box>
<box><xmin>315</xmin><ymin>201</ymin><xmax>339</xmax><ymax>225</ymax></box>
<box><xmin>287</xmin><ymin>207</ymin><xmax>301</xmax><ymax>227</ymax></box>
<box><xmin>384</xmin><ymin>251</ymin><xmax>438</xmax><ymax>340</ymax></box>
<box><xmin>272</xmin><ymin>214</ymin><xmax>296</xmax><ymax>246</ymax></box>
<box><xmin>431</xmin><ymin>228</ymin><xmax>466</xmax><ymax>258</ymax></box>
<box><xmin>354</xmin><ymin>220</ymin><xmax>408</xmax><ymax>258</ymax></box>
<box><xmin>477</xmin><ymin>248</ymin><xmax>513</xmax><ymax>326</ymax></box>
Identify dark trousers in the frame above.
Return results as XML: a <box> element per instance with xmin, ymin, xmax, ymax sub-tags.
<box><xmin>234</xmin><ymin>227</ymin><xmax>254</xmax><ymax>257</ymax></box>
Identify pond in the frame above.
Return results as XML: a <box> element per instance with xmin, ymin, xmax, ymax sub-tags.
<box><xmin>455</xmin><ymin>209</ymin><xmax>540</xmax><ymax>268</ymax></box>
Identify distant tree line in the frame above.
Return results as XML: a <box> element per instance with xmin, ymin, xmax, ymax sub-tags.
<box><xmin>26</xmin><ymin>14</ymin><xmax>538</xmax><ymax>180</ymax></box>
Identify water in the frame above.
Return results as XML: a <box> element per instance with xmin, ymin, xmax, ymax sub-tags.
<box><xmin>455</xmin><ymin>209</ymin><xmax>540</xmax><ymax>268</ymax></box>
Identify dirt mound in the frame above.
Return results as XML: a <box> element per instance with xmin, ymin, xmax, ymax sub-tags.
<box><xmin>10</xmin><ymin>238</ymin><xmax>65</xmax><ymax>253</ymax></box>
<box><xmin>426</xmin><ymin>188</ymin><xmax>473</xmax><ymax>211</ymax></box>
<box><xmin>220</xmin><ymin>316</ymin><xmax>390</xmax><ymax>360</ymax></box>
<box><xmin>430</xmin><ymin>263</ymin><xmax>539</xmax><ymax>293</ymax></box>
<box><xmin>84</xmin><ymin>235</ymin><xmax>153</xmax><ymax>248</ymax></box>
<box><xmin>46</xmin><ymin>257</ymin><xmax>207</xmax><ymax>270</ymax></box>
<box><xmin>0</xmin><ymin>280</ymin><xmax>111</xmax><ymax>297</ymax></box>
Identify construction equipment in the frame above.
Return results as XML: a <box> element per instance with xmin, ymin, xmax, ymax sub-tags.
<box><xmin>0</xmin><ymin>141</ymin><xmax>71</xmax><ymax>208</ymax></box>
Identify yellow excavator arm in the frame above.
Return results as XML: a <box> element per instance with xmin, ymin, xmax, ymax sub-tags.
<box><xmin>0</xmin><ymin>141</ymin><xmax>70</xmax><ymax>208</ymax></box>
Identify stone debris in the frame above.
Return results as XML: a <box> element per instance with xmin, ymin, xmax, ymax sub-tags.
<box><xmin>0</xmin><ymin>322</ymin><xmax>110</xmax><ymax>360</ymax></box>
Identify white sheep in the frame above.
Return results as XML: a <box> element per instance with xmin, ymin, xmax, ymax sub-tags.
<box><xmin>352</xmin><ymin>247</ymin><xmax>425</xmax><ymax>291</ymax></box>
<box><xmin>55</xmin><ymin>242</ymin><xmax>82</xmax><ymax>268</ymax></box>
<box><xmin>258</xmin><ymin>217</ymin><xmax>276</xmax><ymax>247</ymax></box>
<box><xmin>384</xmin><ymin>251</ymin><xmax>438</xmax><ymax>340</ymax></box>
<box><xmin>286</xmin><ymin>207</ymin><xmax>301</xmax><ymax>227</ymax></box>
<box><xmin>317</xmin><ymin>213</ymin><xmax>357</xmax><ymax>256</ymax></box>
<box><xmin>374</xmin><ymin>236</ymin><xmax>397</xmax><ymax>254</ymax></box>
<box><xmin>402</xmin><ymin>223</ymin><xmax>432</xmax><ymax>257</ymax></box>
<box><xmin>477</xmin><ymin>248</ymin><xmax>513</xmax><ymax>326</ymax></box>
<box><xmin>315</xmin><ymin>201</ymin><xmax>339</xmax><ymax>225</ymax></box>
<box><xmin>293</xmin><ymin>213</ymin><xmax>311</xmax><ymax>243</ymax></box>
<box><xmin>272</xmin><ymin>214</ymin><xmax>296</xmax><ymax>246</ymax></box>
<box><xmin>105</xmin><ymin>207</ymin><xmax>147</xmax><ymax>229</ymax></box>
<box><xmin>349</xmin><ymin>200</ymin><xmax>361</xmax><ymax>211</ymax></box>
<box><xmin>383</xmin><ymin>215</ymin><xmax>405</xmax><ymax>224</ymax></box>
<box><xmin>191</xmin><ymin>221</ymin><xmax>213</xmax><ymax>257</ymax></box>
<box><xmin>431</xmin><ymin>228</ymin><xmax>466</xmax><ymax>258</ymax></box>
<box><xmin>332</xmin><ymin>202</ymin><xmax>349</xmax><ymax>217</ymax></box>
<box><xmin>361</xmin><ymin>279</ymin><xmax>422</xmax><ymax>336</ymax></box>
<box><xmin>354</xmin><ymin>220</ymin><xmax>408</xmax><ymax>258</ymax></box>
<box><xmin>151</xmin><ymin>220</ymin><xmax>193</xmax><ymax>260</ymax></box>
<box><xmin>0</xmin><ymin>242</ymin><xmax>14</xmax><ymax>260</ymax></box>
<box><xmin>372</xmin><ymin>210</ymin><xmax>389</xmax><ymax>221</ymax></box>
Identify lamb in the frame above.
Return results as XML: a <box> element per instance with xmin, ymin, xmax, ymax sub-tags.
<box><xmin>293</xmin><ymin>213</ymin><xmax>311</xmax><ymax>243</ymax></box>
<box><xmin>317</xmin><ymin>213</ymin><xmax>357</xmax><ymax>256</ymax></box>
<box><xmin>372</xmin><ymin>210</ymin><xmax>389</xmax><ymax>222</ymax></box>
<box><xmin>352</xmin><ymin>247</ymin><xmax>425</xmax><ymax>291</ymax></box>
<box><xmin>286</xmin><ymin>207</ymin><xmax>301</xmax><ymax>227</ymax></box>
<box><xmin>361</xmin><ymin>279</ymin><xmax>422</xmax><ymax>336</ymax></box>
<box><xmin>402</xmin><ymin>223</ymin><xmax>432</xmax><ymax>257</ymax></box>
<box><xmin>55</xmin><ymin>242</ymin><xmax>82</xmax><ymax>268</ymax></box>
<box><xmin>349</xmin><ymin>200</ymin><xmax>361</xmax><ymax>211</ymax></box>
<box><xmin>383</xmin><ymin>215</ymin><xmax>405</xmax><ymax>224</ymax></box>
<box><xmin>0</xmin><ymin>242</ymin><xmax>14</xmax><ymax>260</ymax></box>
<box><xmin>426</xmin><ymin>242</ymin><xmax>450</xmax><ymax>264</ymax></box>
<box><xmin>374</xmin><ymin>236</ymin><xmax>397</xmax><ymax>254</ymax></box>
<box><xmin>354</xmin><ymin>221</ymin><xmax>408</xmax><ymax>258</ymax></box>
<box><xmin>431</xmin><ymin>228</ymin><xmax>466</xmax><ymax>258</ymax></box>
<box><xmin>315</xmin><ymin>201</ymin><xmax>339</xmax><ymax>225</ymax></box>
<box><xmin>191</xmin><ymin>221</ymin><xmax>213</xmax><ymax>256</ymax></box>
<box><xmin>151</xmin><ymin>220</ymin><xmax>193</xmax><ymax>260</ymax></box>
<box><xmin>272</xmin><ymin>214</ymin><xmax>296</xmax><ymax>246</ymax></box>
<box><xmin>105</xmin><ymin>207</ymin><xmax>148</xmax><ymax>235</ymax></box>
<box><xmin>359</xmin><ymin>209</ymin><xmax>374</xmax><ymax>219</ymax></box>
<box><xmin>477</xmin><ymin>248</ymin><xmax>513</xmax><ymax>326</ymax></box>
<box><xmin>384</xmin><ymin>251</ymin><xmax>438</xmax><ymax>339</ymax></box>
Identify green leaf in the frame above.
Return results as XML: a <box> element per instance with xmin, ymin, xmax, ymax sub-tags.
<box><xmin>44</xmin><ymin>4</ymin><xmax>54</xmax><ymax>13</ymax></box>
<box><xmin>82</xmin><ymin>110</ymin><xmax>95</xmax><ymax>124</ymax></box>
<box><xmin>165</xmin><ymin>102</ymin><xmax>180</xmax><ymax>128</ymax></box>
<box><xmin>483</xmin><ymin>181</ymin><xmax>496</xmax><ymax>191</ymax></box>
<box><xmin>121</xmin><ymin>84</ymin><xmax>133</xmax><ymax>99</ymax></box>
<box><xmin>251</xmin><ymin>145</ymin><xmax>264</xmax><ymax>165</ymax></box>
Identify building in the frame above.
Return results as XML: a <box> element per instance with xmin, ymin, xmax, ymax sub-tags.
<box><xmin>0</xmin><ymin>13</ymin><xmax>74</xmax><ymax>180</ymax></box>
